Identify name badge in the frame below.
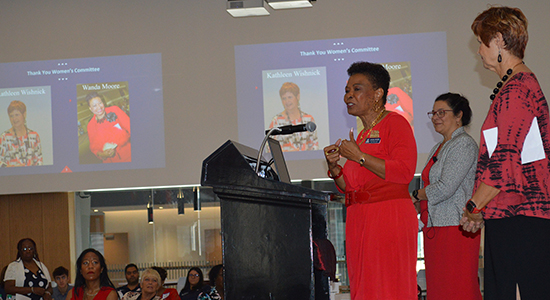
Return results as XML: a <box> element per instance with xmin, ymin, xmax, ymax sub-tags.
<box><xmin>365</xmin><ymin>138</ymin><xmax>381</xmax><ymax>144</ymax></box>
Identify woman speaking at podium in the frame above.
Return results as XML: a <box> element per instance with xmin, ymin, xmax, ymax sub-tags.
<box><xmin>324</xmin><ymin>62</ymin><xmax>417</xmax><ymax>299</ymax></box>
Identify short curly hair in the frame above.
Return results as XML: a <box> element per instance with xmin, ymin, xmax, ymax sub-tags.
<box><xmin>471</xmin><ymin>6</ymin><xmax>528</xmax><ymax>59</ymax></box>
<box><xmin>8</xmin><ymin>100</ymin><xmax>26</xmax><ymax>115</ymax></box>
<box><xmin>347</xmin><ymin>62</ymin><xmax>390</xmax><ymax>105</ymax></box>
<box><xmin>279</xmin><ymin>82</ymin><xmax>300</xmax><ymax>98</ymax></box>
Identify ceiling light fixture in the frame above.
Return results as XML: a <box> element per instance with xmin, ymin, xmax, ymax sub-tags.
<box><xmin>227</xmin><ymin>0</ymin><xmax>269</xmax><ymax>17</ymax></box>
<box><xmin>266</xmin><ymin>0</ymin><xmax>312</xmax><ymax>9</ymax></box>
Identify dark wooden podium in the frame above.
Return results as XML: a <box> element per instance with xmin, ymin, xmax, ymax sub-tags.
<box><xmin>201</xmin><ymin>140</ymin><xmax>331</xmax><ymax>300</ymax></box>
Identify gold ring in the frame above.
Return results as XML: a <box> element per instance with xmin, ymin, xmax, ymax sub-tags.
<box><xmin>325</xmin><ymin>146</ymin><xmax>339</xmax><ymax>156</ymax></box>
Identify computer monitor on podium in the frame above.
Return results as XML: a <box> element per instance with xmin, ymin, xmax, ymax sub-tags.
<box><xmin>267</xmin><ymin>137</ymin><xmax>291</xmax><ymax>184</ymax></box>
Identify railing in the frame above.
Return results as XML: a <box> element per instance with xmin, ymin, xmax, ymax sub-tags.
<box><xmin>108</xmin><ymin>260</ymin><xmax>223</xmax><ymax>286</ymax></box>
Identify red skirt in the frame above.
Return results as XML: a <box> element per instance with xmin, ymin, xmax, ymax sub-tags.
<box><xmin>346</xmin><ymin>198</ymin><xmax>418</xmax><ymax>300</ymax></box>
<box><xmin>422</xmin><ymin>214</ymin><xmax>482</xmax><ymax>299</ymax></box>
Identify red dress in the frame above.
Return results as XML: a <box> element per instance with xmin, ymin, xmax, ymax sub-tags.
<box><xmin>420</xmin><ymin>146</ymin><xmax>481</xmax><ymax>300</ymax></box>
<box><xmin>71</xmin><ymin>286</ymin><xmax>115</xmax><ymax>300</ymax></box>
<box><xmin>159</xmin><ymin>288</ymin><xmax>179</xmax><ymax>300</ymax></box>
<box><xmin>87</xmin><ymin>105</ymin><xmax>132</xmax><ymax>163</ymax></box>
<box><xmin>340</xmin><ymin>112</ymin><xmax>417</xmax><ymax>300</ymax></box>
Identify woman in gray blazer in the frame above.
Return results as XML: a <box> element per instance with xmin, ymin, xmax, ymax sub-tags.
<box><xmin>411</xmin><ymin>93</ymin><xmax>481</xmax><ymax>300</ymax></box>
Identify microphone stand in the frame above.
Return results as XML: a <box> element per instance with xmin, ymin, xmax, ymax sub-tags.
<box><xmin>255</xmin><ymin>127</ymin><xmax>281</xmax><ymax>175</ymax></box>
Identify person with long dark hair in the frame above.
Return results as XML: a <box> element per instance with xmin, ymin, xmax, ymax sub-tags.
<box><xmin>178</xmin><ymin>268</ymin><xmax>206</xmax><ymax>300</ymax></box>
<box><xmin>4</xmin><ymin>238</ymin><xmax>52</xmax><ymax>300</ymax></box>
<box><xmin>69</xmin><ymin>249</ymin><xmax>117</xmax><ymax>300</ymax></box>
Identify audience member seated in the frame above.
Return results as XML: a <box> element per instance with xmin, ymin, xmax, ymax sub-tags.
<box><xmin>150</xmin><ymin>267</ymin><xmax>177</xmax><ymax>300</ymax></box>
<box><xmin>52</xmin><ymin>266</ymin><xmax>73</xmax><ymax>300</ymax></box>
<box><xmin>70</xmin><ymin>249</ymin><xmax>117</xmax><ymax>300</ymax></box>
<box><xmin>197</xmin><ymin>265</ymin><xmax>223</xmax><ymax>300</ymax></box>
<box><xmin>121</xmin><ymin>269</ymin><xmax>161</xmax><ymax>300</ymax></box>
<box><xmin>4</xmin><ymin>238</ymin><xmax>53</xmax><ymax>300</ymax></box>
<box><xmin>179</xmin><ymin>268</ymin><xmax>208</xmax><ymax>300</ymax></box>
<box><xmin>117</xmin><ymin>264</ymin><xmax>141</xmax><ymax>298</ymax></box>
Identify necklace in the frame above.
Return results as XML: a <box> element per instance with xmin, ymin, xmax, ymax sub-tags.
<box><xmin>13</xmin><ymin>126</ymin><xmax>29</xmax><ymax>165</ymax></box>
<box><xmin>285</xmin><ymin>110</ymin><xmax>303</xmax><ymax>126</ymax></box>
<box><xmin>86</xmin><ymin>287</ymin><xmax>100</xmax><ymax>297</ymax></box>
<box><xmin>490</xmin><ymin>61</ymin><xmax>524</xmax><ymax>101</ymax></box>
<box><xmin>357</xmin><ymin>109</ymin><xmax>385</xmax><ymax>144</ymax></box>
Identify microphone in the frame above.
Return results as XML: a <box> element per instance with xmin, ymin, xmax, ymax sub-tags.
<box><xmin>265</xmin><ymin>122</ymin><xmax>317</xmax><ymax>135</ymax></box>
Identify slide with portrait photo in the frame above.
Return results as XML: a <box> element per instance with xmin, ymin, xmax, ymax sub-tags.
<box><xmin>262</xmin><ymin>66</ymin><xmax>330</xmax><ymax>153</ymax></box>
<box><xmin>0</xmin><ymin>53</ymin><xmax>164</xmax><ymax>176</ymax></box>
<box><xmin>235</xmin><ymin>32</ymin><xmax>449</xmax><ymax>160</ymax></box>
<box><xmin>0</xmin><ymin>86</ymin><xmax>53</xmax><ymax>168</ymax></box>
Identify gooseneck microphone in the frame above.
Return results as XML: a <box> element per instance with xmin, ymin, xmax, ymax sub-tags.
<box><xmin>255</xmin><ymin>122</ymin><xmax>317</xmax><ymax>175</ymax></box>
<box><xmin>265</xmin><ymin>122</ymin><xmax>317</xmax><ymax>136</ymax></box>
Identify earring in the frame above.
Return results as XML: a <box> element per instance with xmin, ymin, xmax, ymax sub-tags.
<box><xmin>498</xmin><ymin>50</ymin><xmax>502</xmax><ymax>63</ymax></box>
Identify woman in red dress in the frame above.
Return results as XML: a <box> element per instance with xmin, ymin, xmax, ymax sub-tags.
<box><xmin>324</xmin><ymin>62</ymin><xmax>417</xmax><ymax>299</ymax></box>
<box><xmin>86</xmin><ymin>92</ymin><xmax>131</xmax><ymax>163</ymax></box>
<box><xmin>70</xmin><ymin>249</ymin><xmax>117</xmax><ymax>300</ymax></box>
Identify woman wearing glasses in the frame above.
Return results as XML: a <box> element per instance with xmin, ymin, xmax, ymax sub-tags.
<box><xmin>411</xmin><ymin>93</ymin><xmax>481</xmax><ymax>299</ymax></box>
<box><xmin>4</xmin><ymin>238</ymin><xmax>53</xmax><ymax>300</ymax></box>
<box><xmin>179</xmin><ymin>267</ymin><xmax>206</xmax><ymax>300</ymax></box>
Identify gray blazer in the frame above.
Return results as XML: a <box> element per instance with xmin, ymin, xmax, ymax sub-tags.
<box><xmin>421</xmin><ymin>127</ymin><xmax>478</xmax><ymax>227</ymax></box>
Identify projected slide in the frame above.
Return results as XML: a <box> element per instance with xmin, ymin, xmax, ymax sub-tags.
<box><xmin>235</xmin><ymin>32</ymin><xmax>449</xmax><ymax>160</ymax></box>
<box><xmin>0</xmin><ymin>53</ymin><xmax>164</xmax><ymax>176</ymax></box>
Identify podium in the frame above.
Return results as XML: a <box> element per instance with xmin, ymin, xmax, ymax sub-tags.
<box><xmin>201</xmin><ymin>140</ymin><xmax>331</xmax><ymax>300</ymax></box>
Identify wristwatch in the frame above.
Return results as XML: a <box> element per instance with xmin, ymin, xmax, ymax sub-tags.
<box><xmin>465</xmin><ymin>199</ymin><xmax>483</xmax><ymax>214</ymax></box>
<box><xmin>412</xmin><ymin>190</ymin><xmax>419</xmax><ymax>201</ymax></box>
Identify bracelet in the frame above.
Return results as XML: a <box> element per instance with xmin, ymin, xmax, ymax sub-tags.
<box><xmin>412</xmin><ymin>189</ymin><xmax>420</xmax><ymax>201</ymax></box>
<box><xmin>327</xmin><ymin>165</ymin><xmax>343</xmax><ymax>179</ymax></box>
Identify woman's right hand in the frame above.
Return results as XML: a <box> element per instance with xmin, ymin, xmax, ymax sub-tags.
<box><xmin>324</xmin><ymin>139</ymin><xmax>342</xmax><ymax>171</ymax></box>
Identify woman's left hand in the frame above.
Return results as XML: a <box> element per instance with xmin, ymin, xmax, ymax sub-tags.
<box><xmin>32</xmin><ymin>287</ymin><xmax>46</xmax><ymax>296</ymax></box>
<box><xmin>43</xmin><ymin>291</ymin><xmax>52</xmax><ymax>300</ymax></box>
<box><xmin>459</xmin><ymin>208</ymin><xmax>484</xmax><ymax>233</ymax></box>
<box><xmin>338</xmin><ymin>128</ymin><xmax>363</xmax><ymax>163</ymax></box>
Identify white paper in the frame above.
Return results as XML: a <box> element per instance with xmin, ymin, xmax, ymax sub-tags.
<box><xmin>521</xmin><ymin>117</ymin><xmax>546</xmax><ymax>164</ymax></box>
<box><xmin>483</xmin><ymin>127</ymin><xmax>498</xmax><ymax>158</ymax></box>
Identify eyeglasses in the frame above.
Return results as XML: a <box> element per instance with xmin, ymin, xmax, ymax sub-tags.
<box><xmin>189</xmin><ymin>274</ymin><xmax>200</xmax><ymax>278</ymax></box>
<box><xmin>427</xmin><ymin>109</ymin><xmax>454</xmax><ymax>119</ymax></box>
<box><xmin>22</xmin><ymin>247</ymin><xmax>34</xmax><ymax>251</ymax></box>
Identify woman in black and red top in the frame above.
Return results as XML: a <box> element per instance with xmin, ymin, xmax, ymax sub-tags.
<box><xmin>462</xmin><ymin>6</ymin><xmax>550</xmax><ymax>299</ymax></box>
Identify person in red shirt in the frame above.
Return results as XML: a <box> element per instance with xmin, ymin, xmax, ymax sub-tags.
<box><xmin>150</xmin><ymin>267</ymin><xmax>178</xmax><ymax>300</ymax></box>
<box><xmin>86</xmin><ymin>92</ymin><xmax>131</xmax><ymax>163</ymax></box>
